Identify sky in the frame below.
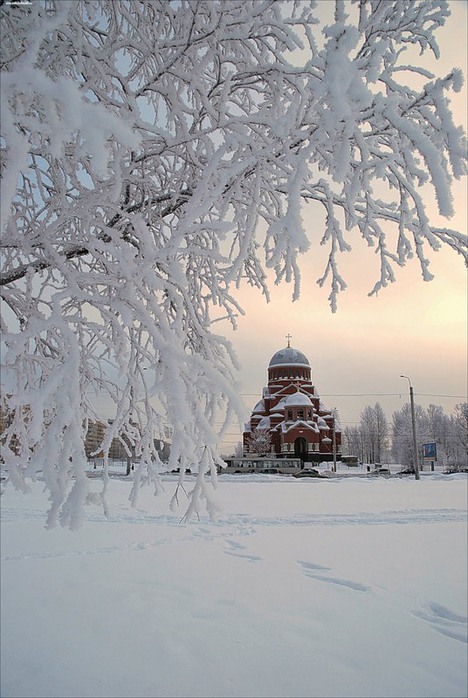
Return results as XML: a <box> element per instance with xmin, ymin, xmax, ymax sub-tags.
<box><xmin>218</xmin><ymin>0</ymin><xmax>468</xmax><ymax>454</ymax></box>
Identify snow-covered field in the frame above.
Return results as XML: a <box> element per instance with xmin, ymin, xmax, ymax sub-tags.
<box><xmin>1</xmin><ymin>473</ymin><xmax>467</xmax><ymax>698</ymax></box>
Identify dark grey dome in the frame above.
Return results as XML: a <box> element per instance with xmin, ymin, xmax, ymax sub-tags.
<box><xmin>268</xmin><ymin>346</ymin><xmax>310</xmax><ymax>368</ymax></box>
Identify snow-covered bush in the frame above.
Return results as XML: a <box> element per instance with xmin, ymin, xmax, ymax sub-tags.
<box><xmin>1</xmin><ymin>0</ymin><xmax>466</xmax><ymax>526</ymax></box>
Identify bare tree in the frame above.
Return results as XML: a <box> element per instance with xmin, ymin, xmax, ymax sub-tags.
<box><xmin>246</xmin><ymin>429</ymin><xmax>272</xmax><ymax>457</ymax></box>
<box><xmin>232</xmin><ymin>442</ymin><xmax>245</xmax><ymax>459</ymax></box>
<box><xmin>342</xmin><ymin>425</ymin><xmax>364</xmax><ymax>463</ymax></box>
<box><xmin>448</xmin><ymin>403</ymin><xmax>468</xmax><ymax>468</ymax></box>
<box><xmin>392</xmin><ymin>402</ymin><xmax>430</xmax><ymax>469</ymax></box>
<box><xmin>360</xmin><ymin>403</ymin><xmax>389</xmax><ymax>464</ymax></box>
<box><xmin>1</xmin><ymin>0</ymin><xmax>466</xmax><ymax>526</ymax></box>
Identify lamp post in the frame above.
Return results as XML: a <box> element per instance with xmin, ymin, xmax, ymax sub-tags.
<box><xmin>400</xmin><ymin>375</ymin><xmax>419</xmax><ymax>480</ymax></box>
<box><xmin>332</xmin><ymin>408</ymin><xmax>337</xmax><ymax>473</ymax></box>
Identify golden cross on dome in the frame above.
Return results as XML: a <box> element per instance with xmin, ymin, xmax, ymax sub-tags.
<box><xmin>286</xmin><ymin>333</ymin><xmax>292</xmax><ymax>347</ymax></box>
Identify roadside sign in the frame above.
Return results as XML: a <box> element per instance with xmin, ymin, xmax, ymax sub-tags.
<box><xmin>422</xmin><ymin>443</ymin><xmax>437</xmax><ymax>460</ymax></box>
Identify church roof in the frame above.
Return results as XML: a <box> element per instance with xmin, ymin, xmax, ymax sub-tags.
<box><xmin>256</xmin><ymin>416</ymin><xmax>271</xmax><ymax>429</ymax></box>
<box><xmin>268</xmin><ymin>346</ymin><xmax>310</xmax><ymax>368</ymax></box>
<box><xmin>284</xmin><ymin>390</ymin><xmax>313</xmax><ymax>407</ymax></box>
<box><xmin>282</xmin><ymin>420</ymin><xmax>319</xmax><ymax>433</ymax></box>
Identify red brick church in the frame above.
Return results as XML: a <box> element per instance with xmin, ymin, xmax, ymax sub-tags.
<box><xmin>243</xmin><ymin>337</ymin><xmax>342</xmax><ymax>463</ymax></box>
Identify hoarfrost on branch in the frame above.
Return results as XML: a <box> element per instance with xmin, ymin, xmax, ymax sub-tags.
<box><xmin>0</xmin><ymin>0</ymin><xmax>466</xmax><ymax>526</ymax></box>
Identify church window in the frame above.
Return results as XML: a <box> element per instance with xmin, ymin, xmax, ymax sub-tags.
<box><xmin>287</xmin><ymin>410</ymin><xmax>293</xmax><ymax>420</ymax></box>
<box><xmin>297</xmin><ymin>409</ymin><xmax>304</xmax><ymax>420</ymax></box>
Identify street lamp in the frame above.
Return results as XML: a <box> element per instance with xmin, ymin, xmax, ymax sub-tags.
<box><xmin>400</xmin><ymin>375</ymin><xmax>420</xmax><ymax>480</ymax></box>
<box><xmin>332</xmin><ymin>407</ymin><xmax>337</xmax><ymax>473</ymax></box>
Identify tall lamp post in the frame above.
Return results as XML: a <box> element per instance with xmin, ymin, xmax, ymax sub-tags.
<box><xmin>400</xmin><ymin>375</ymin><xmax>419</xmax><ymax>480</ymax></box>
<box><xmin>332</xmin><ymin>408</ymin><xmax>337</xmax><ymax>473</ymax></box>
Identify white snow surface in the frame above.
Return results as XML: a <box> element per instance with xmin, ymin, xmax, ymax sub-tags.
<box><xmin>1</xmin><ymin>473</ymin><xmax>467</xmax><ymax>698</ymax></box>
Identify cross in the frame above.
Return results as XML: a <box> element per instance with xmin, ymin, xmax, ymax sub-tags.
<box><xmin>286</xmin><ymin>333</ymin><xmax>292</xmax><ymax>347</ymax></box>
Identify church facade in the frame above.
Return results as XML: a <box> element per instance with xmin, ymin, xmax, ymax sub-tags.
<box><xmin>243</xmin><ymin>341</ymin><xmax>342</xmax><ymax>464</ymax></box>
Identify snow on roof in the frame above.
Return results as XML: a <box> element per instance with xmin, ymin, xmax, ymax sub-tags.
<box><xmin>252</xmin><ymin>399</ymin><xmax>265</xmax><ymax>413</ymax></box>
<box><xmin>283</xmin><ymin>420</ymin><xmax>318</xmax><ymax>433</ymax></box>
<box><xmin>270</xmin><ymin>384</ymin><xmax>299</xmax><ymax>398</ymax></box>
<box><xmin>270</xmin><ymin>413</ymin><xmax>284</xmax><ymax>419</ymax></box>
<box><xmin>285</xmin><ymin>390</ymin><xmax>313</xmax><ymax>406</ymax></box>
<box><xmin>269</xmin><ymin>346</ymin><xmax>310</xmax><ymax>368</ymax></box>
<box><xmin>272</xmin><ymin>419</ymin><xmax>288</xmax><ymax>432</ymax></box>
<box><xmin>256</xmin><ymin>416</ymin><xmax>271</xmax><ymax>430</ymax></box>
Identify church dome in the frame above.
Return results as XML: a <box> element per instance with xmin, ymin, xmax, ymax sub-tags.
<box><xmin>268</xmin><ymin>346</ymin><xmax>310</xmax><ymax>368</ymax></box>
<box><xmin>285</xmin><ymin>391</ymin><xmax>313</xmax><ymax>407</ymax></box>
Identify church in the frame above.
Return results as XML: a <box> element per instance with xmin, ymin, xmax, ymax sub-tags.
<box><xmin>243</xmin><ymin>338</ymin><xmax>342</xmax><ymax>464</ymax></box>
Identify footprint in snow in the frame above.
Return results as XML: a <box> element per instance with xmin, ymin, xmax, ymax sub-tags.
<box><xmin>413</xmin><ymin>602</ymin><xmax>468</xmax><ymax>643</ymax></box>
<box><xmin>298</xmin><ymin>560</ymin><xmax>331</xmax><ymax>572</ymax></box>
<box><xmin>297</xmin><ymin>559</ymin><xmax>370</xmax><ymax>592</ymax></box>
<box><xmin>224</xmin><ymin>539</ymin><xmax>262</xmax><ymax>562</ymax></box>
<box><xmin>193</xmin><ymin>527</ymin><xmax>216</xmax><ymax>541</ymax></box>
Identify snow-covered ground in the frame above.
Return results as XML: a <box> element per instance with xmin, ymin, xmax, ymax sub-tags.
<box><xmin>1</xmin><ymin>473</ymin><xmax>467</xmax><ymax>698</ymax></box>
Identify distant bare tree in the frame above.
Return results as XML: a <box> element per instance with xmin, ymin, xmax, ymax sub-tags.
<box><xmin>360</xmin><ymin>403</ymin><xmax>389</xmax><ymax>463</ymax></box>
<box><xmin>246</xmin><ymin>429</ymin><xmax>272</xmax><ymax>457</ymax></box>
<box><xmin>449</xmin><ymin>403</ymin><xmax>468</xmax><ymax>467</ymax></box>
<box><xmin>342</xmin><ymin>425</ymin><xmax>364</xmax><ymax>462</ymax></box>
<box><xmin>232</xmin><ymin>442</ymin><xmax>245</xmax><ymax>459</ymax></box>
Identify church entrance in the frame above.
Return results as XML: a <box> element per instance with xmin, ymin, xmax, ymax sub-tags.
<box><xmin>294</xmin><ymin>437</ymin><xmax>308</xmax><ymax>460</ymax></box>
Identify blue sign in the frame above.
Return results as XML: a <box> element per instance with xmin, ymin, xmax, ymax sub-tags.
<box><xmin>422</xmin><ymin>442</ymin><xmax>437</xmax><ymax>460</ymax></box>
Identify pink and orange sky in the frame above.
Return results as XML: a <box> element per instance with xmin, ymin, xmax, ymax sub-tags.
<box><xmin>219</xmin><ymin>0</ymin><xmax>467</xmax><ymax>453</ymax></box>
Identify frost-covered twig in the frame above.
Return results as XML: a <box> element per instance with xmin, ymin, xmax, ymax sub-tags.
<box><xmin>0</xmin><ymin>0</ymin><xmax>465</xmax><ymax>527</ymax></box>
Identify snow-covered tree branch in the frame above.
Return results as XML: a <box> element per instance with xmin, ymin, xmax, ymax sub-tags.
<box><xmin>1</xmin><ymin>0</ymin><xmax>466</xmax><ymax>526</ymax></box>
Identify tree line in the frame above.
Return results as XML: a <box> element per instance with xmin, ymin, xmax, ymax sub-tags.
<box><xmin>342</xmin><ymin>402</ymin><xmax>467</xmax><ymax>469</ymax></box>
